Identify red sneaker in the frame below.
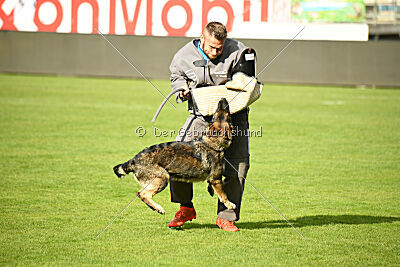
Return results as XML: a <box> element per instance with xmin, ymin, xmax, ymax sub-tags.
<box><xmin>216</xmin><ymin>217</ymin><xmax>239</xmax><ymax>232</ymax></box>
<box><xmin>168</xmin><ymin>206</ymin><xmax>196</xmax><ymax>228</ymax></box>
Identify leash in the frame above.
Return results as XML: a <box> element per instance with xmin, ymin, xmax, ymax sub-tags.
<box><xmin>152</xmin><ymin>88</ymin><xmax>185</xmax><ymax>122</ymax></box>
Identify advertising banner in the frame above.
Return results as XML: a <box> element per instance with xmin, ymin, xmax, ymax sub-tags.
<box><xmin>0</xmin><ymin>0</ymin><xmax>368</xmax><ymax>41</ymax></box>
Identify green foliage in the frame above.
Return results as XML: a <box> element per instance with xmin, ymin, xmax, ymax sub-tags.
<box><xmin>0</xmin><ymin>74</ymin><xmax>399</xmax><ymax>265</ymax></box>
<box><xmin>291</xmin><ymin>0</ymin><xmax>366</xmax><ymax>22</ymax></box>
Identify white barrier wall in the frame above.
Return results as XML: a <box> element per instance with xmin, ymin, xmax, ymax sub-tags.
<box><xmin>1</xmin><ymin>0</ymin><xmax>368</xmax><ymax>41</ymax></box>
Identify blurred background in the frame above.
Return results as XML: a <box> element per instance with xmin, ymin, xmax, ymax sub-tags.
<box><xmin>0</xmin><ymin>0</ymin><xmax>399</xmax><ymax>87</ymax></box>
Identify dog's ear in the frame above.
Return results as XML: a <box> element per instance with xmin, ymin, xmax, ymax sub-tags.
<box><xmin>207</xmin><ymin>182</ymin><xmax>214</xmax><ymax>197</ymax></box>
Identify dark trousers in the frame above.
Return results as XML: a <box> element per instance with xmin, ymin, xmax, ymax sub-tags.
<box><xmin>170</xmin><ymin>113</ymin><xmax>250</xmax><ymax>221</ymax></box>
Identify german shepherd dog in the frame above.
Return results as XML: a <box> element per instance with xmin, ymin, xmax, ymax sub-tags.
<box><xmin>113</xmin><ymin>98</ymin><xmax>235</xmax><ymax>215</ymax></box>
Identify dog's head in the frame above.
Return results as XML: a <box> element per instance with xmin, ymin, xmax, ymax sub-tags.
<box><xmin>204</xmin><ymin>98</ymin><xmax>233</xmax><ymax>150</ymax></box>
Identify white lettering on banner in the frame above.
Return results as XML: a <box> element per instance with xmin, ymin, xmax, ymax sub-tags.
<box><xmin>0</xmin><ymin>0</ymin><xmax>368</xmax><ymax>41</ymax></box>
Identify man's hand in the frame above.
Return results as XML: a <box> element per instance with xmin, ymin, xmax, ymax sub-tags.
<box><xmin>179</xmin><ymin>85</ymin><xmax>191</xmax><ymax>100</ymax></box>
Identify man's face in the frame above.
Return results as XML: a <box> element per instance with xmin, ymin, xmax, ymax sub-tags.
<box><xmin>200</xmin><ymin>31</ymin><xmax>225</xmax><ymax>60</ymax></box>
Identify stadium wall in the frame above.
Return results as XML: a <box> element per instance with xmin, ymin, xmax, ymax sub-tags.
<box><xmin>0</xmin><ymin>31</ymin><xmax>399</xmax><ymax>87</ymax></box>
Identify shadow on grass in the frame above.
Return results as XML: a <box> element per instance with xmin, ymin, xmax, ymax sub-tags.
<box><xmin>181</xmin><ymin>215</ymin><xmax>400</xmax><ymax>230</ymax></box>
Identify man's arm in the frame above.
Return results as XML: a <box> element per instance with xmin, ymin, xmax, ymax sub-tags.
<box><xmin>170</xmin><ymin>55</ymin><xmax>190</xmax><ymax>102</ymax></box>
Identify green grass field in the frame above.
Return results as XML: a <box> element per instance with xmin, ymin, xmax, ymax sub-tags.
<box><xmin>0</xmin><ymin>73</ymin><xmax>399</xmax><ymax>265</ymax></box>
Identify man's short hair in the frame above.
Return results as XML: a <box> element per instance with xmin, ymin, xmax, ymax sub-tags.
<box><xmin>204</xmin><ymin>22</ymin><xmax>227</xmax><ymax>41</ymax></box>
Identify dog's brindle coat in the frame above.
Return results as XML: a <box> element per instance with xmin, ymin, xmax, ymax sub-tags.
<box><xmin>113</xmin><ymin>98</ymin><xmax>236</xmax><ymax>215</ymax></box>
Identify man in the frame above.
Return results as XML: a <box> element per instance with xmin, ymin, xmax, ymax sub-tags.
<box><xmin>168</xmin><ymin>22</ymin><xmax>252</xmax><ymax>232</ymax></box>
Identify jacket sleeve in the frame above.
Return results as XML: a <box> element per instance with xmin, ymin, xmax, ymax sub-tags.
<box><xmin>169</xmin><ymin>54</ymin><xmax>188</xmax><ymax>103</ymax></box>
<box><xmin>233</xmin><ymin>42</ymin><xmax>248</xmax><ymax>68</ymax></box>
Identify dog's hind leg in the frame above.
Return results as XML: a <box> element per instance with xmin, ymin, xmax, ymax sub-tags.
<box><xmin>135</xmin><ymin>165</ymin><xmax>169</xmax><ymax>215</ymax></box>
<box><xmin>209</xmin><ymin>179</ymin><xmax>236</xmax><ymax>210</ymax></box>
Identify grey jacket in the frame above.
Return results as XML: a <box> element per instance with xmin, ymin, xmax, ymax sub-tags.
<box><xmin>170</xmin><ymin>38</ymin><xmax>247</xmax><ymax>109</ymax></box>
<box><xmin>170</xmin><ymin>38</ymin><xmax>250</xmax><ymax>159</ymax></box>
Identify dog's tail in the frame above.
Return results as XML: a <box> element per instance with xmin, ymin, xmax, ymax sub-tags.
<box><xmin>113</xmin><ymin>160</ymin><xmax>134</xmax><ymax>178</ymax></box>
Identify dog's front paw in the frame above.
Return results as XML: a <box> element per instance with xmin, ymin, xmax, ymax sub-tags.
<box><xmin>225</xmin><ymin>201</ymin><xmax>236</xmax><ymax>210</ymax></box>
<box><xmin>157</xmin><ymin>209</ymin><xmax>165</xmax><ymax>215</ymax></box>
<box><xmin>155</xmin><ymin>206</ymin><xmax>165</xmax><ymax>215</ymax></box>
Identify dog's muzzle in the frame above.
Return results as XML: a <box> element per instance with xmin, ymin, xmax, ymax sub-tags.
<box><xmin>217</xmin><ymin>98</ymin><xmax>230</xmax><ymax>113</ymax></box>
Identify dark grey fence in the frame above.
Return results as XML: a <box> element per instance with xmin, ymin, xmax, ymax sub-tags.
<box><xmin>1</xmin><ymin>31</ymin><xmax>399</xmax><ymax>87</ymax></box>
